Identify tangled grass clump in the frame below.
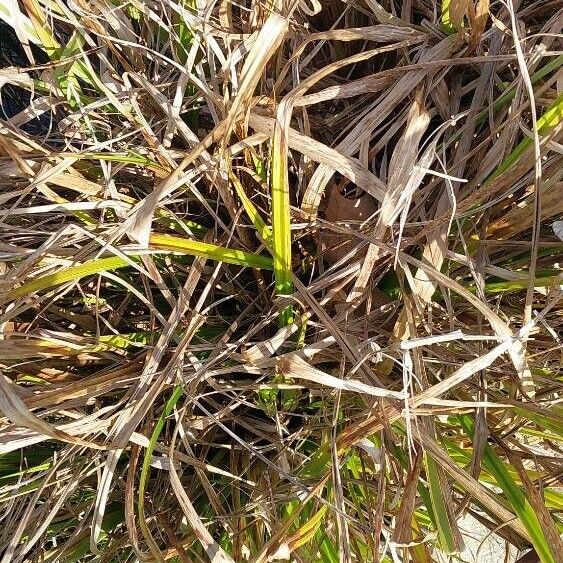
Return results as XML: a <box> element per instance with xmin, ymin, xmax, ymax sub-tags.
<box><xmin>0</xmin><ymin>0</ymin><xmax>562</xmax><ymax>561</ymax></box>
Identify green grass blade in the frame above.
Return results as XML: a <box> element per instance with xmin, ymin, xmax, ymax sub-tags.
<box><xmin>481</xmin><ymin>56</ymin><xmax>563</xmax><ymax>121</ymax></box>
<box><xmin>138</xmin><ymin>386</ymin><xmax>184</xmax><ymax>556</ymax></box>
<box><xmin>62</xmin><ymin>151</ymin><xmax>163</xmax><ymax>168</ymax></box>
<box><xmin>7</xmin><ymin>236</ymin><xmax>272</xmax><ymax>301</ymax></box>
<box><xmin>440</xmin><ymin>0</ymin><xmax>456</xmax><ymax>33</ymax></box>
<box><xmin>512</xmin><ymin>406</ymin><xmax>563</xmax><ymax>440</ymax></box>
<box><xmin>6</xmin><ymin>256</ymin><xmax>132</xmax><ymax>300</ymax></box>
<box><xmin>229</xmin><ymin>168</ymin><xmax>272</xmax><ymax>247</ymax></box>
<box><xmin>271</xmin><ymin>120</ymin><xmax>294</xmax><ymax>325</ymax></box>
<box><xmin>149</xmin><ymin>234</ymin><xmax>273</xmax><ymax>269</ymax></box>
<box><xmin>459</xmin><ymin>415</ymin><xmax>556</xmax><ymax>563</ymax></box>
<box><xmin>424</xmin><ymin>454</ymin><xmax>459</xmax><ymax>554</ymax></box>
<box><xmin>491</xmin><ymin>92</ymin><xmax>563</xmax><ymax>179</ymax></box>
<box><xmin>251</xmin><ymin>152</ymin><xmax>267</xmax><ymax>182</ymax></box>
<box><xmin>483</xmin><ymin>275</ymin><xmax>562</xmax><ymax>294</ymax></box>
<box><xmin>317</xmin><ymin>532</ymin><xmax>339</xmax><ymax>563</ymax></box>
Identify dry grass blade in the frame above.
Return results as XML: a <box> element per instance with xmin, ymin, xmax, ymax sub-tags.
<box><xmin>301</xmin><ymin>32</ymin><xmax>463</xmax><ymax>216</ymax></box>
<box><xmin>0</xmin><ymin>370</ymin><xmax>105</xmax><ymax>450</ymax></box>
<box><xmin>224</xmin><ymin>12</ymin><xmax>288</xmax><ymax>139</ymax></box>
<box><xmin>278</xmin><ymin>355</ymin><xmax>404</xmax><ymax>399</ymax></box>
<box><xmin>347</xmin><ymin>90</ymin><xmax>430</xmax><ymax>303</ymax></box>
<box><xmin>169</xmin><ymin>437</ymin><xmax>235</xmax><ymax>563</ymax></box>
<box><xmin>249</xmin><ymin>113</ymin><xmax>386</xmax><ymax>202</ymax></box>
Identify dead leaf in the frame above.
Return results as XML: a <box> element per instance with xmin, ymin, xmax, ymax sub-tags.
<box><xmin>469</xmin><ymin>0</ymin><xmax>490</xmax><ymax>53</ymax></box>
<box><xmin>449</xmin><ymin>0</ymin><xmax>474</xmax><ymax>31</ymax></box>
<box><xmin>320</xmin><ymin>184</ymin><xmax>377</xmax><ymax>263</ymax></box>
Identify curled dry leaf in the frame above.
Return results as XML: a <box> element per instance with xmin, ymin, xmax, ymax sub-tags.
<box><xmin>320</xmin><ymin>183</ymin><xmax>377</xmax><ymax>264</ymax></box>
<box><xmin>301</xmin><ymin>32</ymin><xmax>464</xmax><ymax>217</ymax></box>
<box><xmin>448</xmin><ymin>0</ymin><xmax>475</xmax><ymax>32</ymax></box>
<box><xmin>446</xmin><ymin>0</ymin><xmax>489</xmax><ymax>52</ymax></box>
<box><xmin>469</xmin><ymin>0</ymin><xmax>490</xmax><ymax>52</ymax></box>
<box><xmin>346</xmin><ymin>91</ymin><xmax>430</xmax><ymax>303</ymax></box>
<box><xmin>380</xmin><ymin>94</ymin><xmax>430</xmax><ymax>227</ymax></box>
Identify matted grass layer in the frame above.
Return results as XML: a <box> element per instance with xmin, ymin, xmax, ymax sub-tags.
<box><xmin>0</xmin><ymin>1</ymin><xmax>562</xmax><ymax>562</ymax></box>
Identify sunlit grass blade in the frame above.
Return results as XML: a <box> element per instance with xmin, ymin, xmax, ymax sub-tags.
<box><xmin>491</xmin><ymin>92</ymin><xmax>563</xmax><ymax>179</ymax></box>
<box><xmin>512</xmin><ymin>405</ymin><xmax>563</xmax><ymax>440</ymax></box>
<box><xmin>21</xmin><ymin>0</ymin><xmax>60</xmax><ymax>55</ymax></box>
<box><xmin>5</xmin><ymin>256</ymin><xmax>133</xmax><ymax>301</ymax></box>
<box><xmin>440</xmin><ymin>0</ymin><xmax>457</xmax><ymax>33</ymax></box>
<box><xmin>6</xmin><ymin>236</ymin><xmax>273</xmax><ymax>301</ymax></box>
<box><xmin>317</xmin><ymin>532</ymin><xmax>339</xmax><ymax>563</ymax></box>
<box><xmin>62</xmin><ymin>152</ymin><xmax>164</xmax><ymax>169</ymax></box>
<box><xmin>479</xmin><ymin>56</ymin><xmax>563</xmax><ymax>122</ymax></box>
<box><xmin>271</xmin><ymin>116</ymin><xmax>294</xmax><ymax>326</ymax></box>
<box><xmin>287</xmin><ymin>506</ymin><xmax>328</xmax><ymax>551</ymax></box>
<box><xmin>228</xmin><ymin>165</ymin><xmax>272</xmax><ymax>247</ymax></box>
<box><xmin>483</xmin><ymin>275</ymin><xmax>563</xmax><ymax>294</ymax></box>
<box><xmin>149</xmin><ymin>233</ymin><xmax>273</xmax><ymax>269</ymax></box>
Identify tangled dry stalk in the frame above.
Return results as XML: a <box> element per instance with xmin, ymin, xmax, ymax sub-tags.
<box><xmin>0</xmin><ymin>0</ymin><xmax>562</xmax><ymax>561</ymax></box>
